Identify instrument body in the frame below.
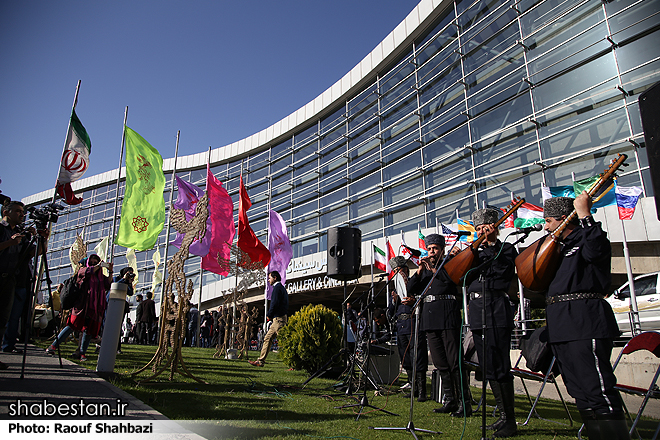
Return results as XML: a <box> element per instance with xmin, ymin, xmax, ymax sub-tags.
<box><xmin>444</xmin><ymin>197</ymin><xmax>525</xmax><ymax>285</ymax></box>
<box><xmin>515</xmin><ymin>153</ymin><xmax>628</xmax><ymax>291</ymax></box>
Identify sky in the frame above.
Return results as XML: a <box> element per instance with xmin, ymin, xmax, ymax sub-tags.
<box><xmin>0</xmin><ymin>0</ymin><xmax>421</xmax><ymax>202</ymax></box>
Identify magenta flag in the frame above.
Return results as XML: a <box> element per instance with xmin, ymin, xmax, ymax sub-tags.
<box><xmin>266</xmin><ymin>209</ymin><xmax>292</xmax><ymax>299</ymax></box>
<box><xmin>201</xmin><ymin>165</ymin><xmax>235</xmax><ymax>276</ymax></box>
<box><xmin>170</xmin><ymin>175</ymin><xmax>211</xmax><ymax>256</ymax></box>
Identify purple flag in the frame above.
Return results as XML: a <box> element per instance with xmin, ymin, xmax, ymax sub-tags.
<box><xmin>266</xmin><ymin>210</ymin><xmax>292</xmax><ymax>299</ymax></box>
<box><xmin>170</xmin><ymin>175</ymin><xmax>211</xmax><ymax>256</ymax></box>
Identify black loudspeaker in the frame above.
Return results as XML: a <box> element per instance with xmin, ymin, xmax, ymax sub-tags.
<box><xmin>639</xmin><ymin>82</ymin><xmax>660</xmax><ymax>220</ymax></box>
<box><xmin>327</xmin><ymin>227</ymin><xmax>362</xmax><ymax>281</ymax></box>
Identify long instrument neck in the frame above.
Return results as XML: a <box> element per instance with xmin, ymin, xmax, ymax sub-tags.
<box><xmin>549</xmin><ymin>153</ymin><xmax>627</xmax><ymax>241</ymax></box>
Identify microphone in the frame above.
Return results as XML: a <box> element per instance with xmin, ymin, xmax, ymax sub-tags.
<box><xmin>512</xmin><ymin>224</ymin><xmax>543</xmax><ymax>235</ymax></box>
<box><xmin>402</xmin><ymin>245</ymin><xmax>422</xmax><ymax>257</ymax></box>
<box><xmin>455</xmin><ymin>230</ymin><xmax>472</xmax><ymax>237</ymax></box>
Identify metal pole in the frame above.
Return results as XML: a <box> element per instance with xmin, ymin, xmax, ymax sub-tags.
<box><xmin>160</xmin><ymin>131</ymin><xmax>181</xmax><ymax>285</ymax></box>
<box><xmin>154</xmin><ymin>130</ymin><xmax>180</xmax><ymax>346</ymax></box>
<box><xmin>512</xmin><ymin>191</ymin><xmax>527</xmax><ymax>335</ymax></box>
<box><xmin>620</xmin><ymin>218</ymin><xmax>642</xmax><ymax>335</ymax></box>
<box><xmin>197</xmin><ymin>261</ymin><xmax>202</xmax><ymax>347</ymax></box>
<box><xmin>109</xmin><ymin>106</ymin><xmax>129</xmax><ymax>263</ymax></box>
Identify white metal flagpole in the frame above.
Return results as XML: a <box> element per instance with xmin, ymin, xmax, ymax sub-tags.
<box><xmin>511</xmin><ymin>191</ymin><xmax>527</xmax><ymax>334</ymax></box>
<box><xmin>109</xmin><ymin>106</ymin><xmax>128</xmax><ymax>263</ymax></box>
<box><xmin>160</xmin><ymin>130</ymin><xmax>181</xmax><ymax>289</ymax></box>
<box><xmin>154</xmin><ymin>130</ymin><xmax>180</xmax><ymax>346</ymax></box>
<box><xmin>620</xmin><ymin>218</ymin><xmax>642</xmax><ymax>335</ymax></box>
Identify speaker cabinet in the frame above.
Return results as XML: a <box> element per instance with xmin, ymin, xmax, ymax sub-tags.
<box><xmin>327</xmin><ymin>227</ymin><xmax>362</xmax><ymax>281</ymax></box>
<box><xmin>639</xmin><ymin>82</ymin><xmax>660</xmax><ymax>220</ymax></box>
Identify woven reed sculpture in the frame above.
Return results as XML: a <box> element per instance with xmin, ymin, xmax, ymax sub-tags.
<box><xmin>133</xmin><ymin>192</ymin><xmax>209</xmax><ymax>383</ymax></box>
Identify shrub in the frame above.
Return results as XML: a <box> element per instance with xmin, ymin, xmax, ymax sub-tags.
<box><xmin>278</xmin><ymin>303</ymin><xmax>342</xmax><ymax>373</ymax></box>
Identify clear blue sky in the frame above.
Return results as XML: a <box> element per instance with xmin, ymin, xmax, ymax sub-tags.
<box><xmin>1</xmin><ymin>0</ymin><xmax>420</xmax><ymax>202</ymax></box>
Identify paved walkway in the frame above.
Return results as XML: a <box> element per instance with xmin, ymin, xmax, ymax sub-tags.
<box><xmin>0</xmin><ymin>345</ymin><xmax>205</xmax><ymax>438</ymax></box>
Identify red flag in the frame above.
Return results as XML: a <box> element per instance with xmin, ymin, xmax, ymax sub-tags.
<box><xmin>387</xmin><ymin>240</ymin><xmax>396</xmax><ymax>280</ymax></box>
<box><xmin>237</xmin><ymin>175</ymin><xmax>271</xmax><ymax>267</ymax></box>
<box><xmin>201</xmin><ymin>164</ymin><xmax>235</xmax><ymax>276</ymax></box>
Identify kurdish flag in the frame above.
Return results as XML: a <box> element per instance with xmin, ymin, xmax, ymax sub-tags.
<box><xmin>115</xmin><ymin>127</ymin><xmax>166</xmax><ymax>251</ymax></box>
<box><xmin>513</xmin><ymin>202</ymin><xmax>544</xmax><ymax>228</ymax></box>
<box><xmin>573</xmin><ymin>175</ymin><xmax>616</xmax><ymax>207</ymax></box>
<box><xmin>615</xmin><ymin>186</ymin><xmax>643</xmax><ymax>220</ymax></box>
<box><xmin>541</xmin><ymin>176</ymin><xmax>616</xmax><ymax>209</ymax></box>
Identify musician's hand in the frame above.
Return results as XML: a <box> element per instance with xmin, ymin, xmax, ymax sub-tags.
<box><xmin>449</xmin><ymin>246</ymin><xmax>461</xmax><ymax>257</ymax></box>
<box><xmin>401</xmin><ymin>296</ymin><xmax>415</xmax><ymax>305</ymax></box>
<box><xmin>574</xmin><ymin>191</ymin><xmax>592</xmax><ymax>218</ymax></box>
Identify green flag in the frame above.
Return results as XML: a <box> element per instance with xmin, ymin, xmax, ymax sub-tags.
<box><xmin>115</xmin><ymin>126</ymin><xmax>166</xmax><ymax>250</ymax></box>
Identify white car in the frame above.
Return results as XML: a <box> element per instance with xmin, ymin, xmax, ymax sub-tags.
<box><xmin>606</xmin><ymin>272</ymin><xmax>660</xmax><ymax>337</ymax></box>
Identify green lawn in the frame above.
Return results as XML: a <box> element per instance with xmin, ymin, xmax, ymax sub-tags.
<box><xmin>43</xmin><ymin>340</ymin><xmax>658</xmax><ymax>440</ymax></box>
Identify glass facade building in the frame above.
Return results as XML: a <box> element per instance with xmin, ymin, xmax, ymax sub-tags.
<box><xmin>24</xmin><ymin>0</ymin><xmax>660</xmax><ymax>314</ymax></box>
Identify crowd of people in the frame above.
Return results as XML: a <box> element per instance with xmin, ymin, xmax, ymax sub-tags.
<box><xmin>0</xmin><ymin>192</ymin><xmax>632</xmax><ymax>438</ymax></box>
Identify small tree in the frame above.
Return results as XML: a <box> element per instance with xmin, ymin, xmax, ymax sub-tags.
<box><xmin>278</xmin><ymin>304</ymin><xmax>342</xmax><ymax>373</ymax></box>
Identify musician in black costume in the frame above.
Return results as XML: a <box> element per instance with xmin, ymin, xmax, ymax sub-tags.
<box><xmin>467</xmin><ymin>208</ymin><xmax>518</xmax><ymax>437</ymax></box>
<box><xmin>543</xmin><ymin>194</ymin><xmax>629</xmax><ymax>439</ymax></box>
<box><xmin>388</xmin><ymin>256</ymin><xmax>428</xmax><ymax>402</ymax></box>
<box><xmin>407</xmin><ymin>233</ymin><xmax>471</xmax><ymax>417</ymax></box>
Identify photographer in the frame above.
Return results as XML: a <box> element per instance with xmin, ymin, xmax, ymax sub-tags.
<box><xmin>0</xmin><ymin>201</ymin><xmax>48</xmax><ymax>367</ymax></box>
<box><xmin>112</xmin><ymin>267</ymin><xmax>134</xmax><ymax>353</ymax></box>
<box><xmin>46</xmin><ymin>254</ymin><xmax>112</xmax><ymax>361</ymax></box>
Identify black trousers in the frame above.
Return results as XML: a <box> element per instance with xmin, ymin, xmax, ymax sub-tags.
<box><xmin>426</xmin><ymin>328</ymin><xmax>461</xmax><ymax>374</ymax></box>
<box><xmin>551</xmin><ymin>338</ymin><xmax>623</xmax><ymax>413</ymax></box>
<box><xmin>397</xmin><ymin>332</ymin><xmax>428</xmax><ymax>372</ymax></box>
<box><xmin>472</xmin><ymin>326</ymin><xmax>513</xmax><ymax>382</ymax></box>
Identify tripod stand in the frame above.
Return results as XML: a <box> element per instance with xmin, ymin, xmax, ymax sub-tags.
<box><xmin>335</xmin><ymin>308</ymin><xmax>399</xmax><ymax>420</ymax></box>
<box><xmin>370</xmin><ymin>241</ymin><xmax>463</xmax><ymax>438</ymax></box>
<box><xmin>20</xmin><ymin>229</ymin><xmax>64</xmax><ymax>378</ymax></box>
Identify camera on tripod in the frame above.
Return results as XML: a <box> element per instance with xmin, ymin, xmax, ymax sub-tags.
<box><xmin>27</xmin><ymin>203</ymin><xmax>64</xmax><ymax>230</ymax></box>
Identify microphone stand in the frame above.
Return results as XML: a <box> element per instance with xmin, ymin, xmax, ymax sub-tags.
<box><xmin>468</xmin><ymin>230</ymin><xmax>531</xmax><ymax>440</ymax></box>
<box><xmin>370</xmin><ymin>240</ymin><xmax>462</xmax><ymax>438</ymax></box>
<box><xmin>335</xmin><ymin>284</ymin><xmax>399</xmax><ymax>420</ymax></box>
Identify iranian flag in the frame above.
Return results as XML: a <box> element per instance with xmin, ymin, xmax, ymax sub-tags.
<box><xmin>56</xmin><ymin>110</ymin><xmax>91</xmax><ymax>205</ymax></box>
<box><xmin>374</xmin><ymin>244</ymin><xmax>388</xmax><ymax>272</ymax></box>
<box><xmin>513</xmin><ymin>202</ymin><xmax>544</xmax><ymax>228</ymax></box>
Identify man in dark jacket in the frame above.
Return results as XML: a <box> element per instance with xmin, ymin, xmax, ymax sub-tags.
<box><xmin>408</xmin><ymin>233</ymin><xmax>470</xmax><ymax>416</ymax></box>
<box><xmin>543</xmin><ymin>194</ymin><xmax>628</xmax><ymax>439</ymax></box>
<box><xmin>467</xmin><ymin>208</ymin><xmax>518</xmax><ymax>437</ymax></box>
<box><xmin>139</xmin><ymin>291</ymin><xmax>157</xmax><ymax>345</ymax></box>
<box><xmin>389</xmin><ymin>256</ymin><xmax>428</xmax><ymax>402</ymax></box>
<box><xmin>249</xmin><ymin>271</ymin><xmax>288</xmax><ymax>366</ymax></box>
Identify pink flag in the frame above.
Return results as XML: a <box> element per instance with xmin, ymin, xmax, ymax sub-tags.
<box><xmin>266</xmin><ymin>210</ymin><xmax>293</xmax><ymax>299</ymax></box>
<box><xmin>201</xmin><ymin>165</ymin><xmax>235</xmax><ymax>276</ymax></box>
<box><xmin>170</xmin><ymin>175</ymin><xmax>211</xmax><ymax>256</ymax></box>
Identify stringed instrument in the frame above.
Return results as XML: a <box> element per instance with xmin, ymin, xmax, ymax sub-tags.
<box><xmin>515</xmin><ymin>153</ymin><xmax>628</xmax><ymax>291</ymax></box>
<box><xmin>444</xmin><ymin>197</ymin><xmax>526</xmax><ymax>285</ymax></box>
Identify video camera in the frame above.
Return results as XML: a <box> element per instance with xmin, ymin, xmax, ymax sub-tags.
<box><xmin>27</xmin><ymin>203</ymin><xmax>65</xmax><ymax>230</ymax></box>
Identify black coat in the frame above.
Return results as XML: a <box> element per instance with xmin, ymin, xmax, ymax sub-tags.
<box><xmin>546</xmin><ymin>221</ymin><xmax>619</xmax><ymax>343</ymax></box>
<box><xmin>467</xmin><ymin>240</ymin><xmax>517</xmax><ymax>329</ymax></box>
<box><xmin>408</xmin><ymin>267</ymin><xmax>461</xmax><ymax>331</ymax></box>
